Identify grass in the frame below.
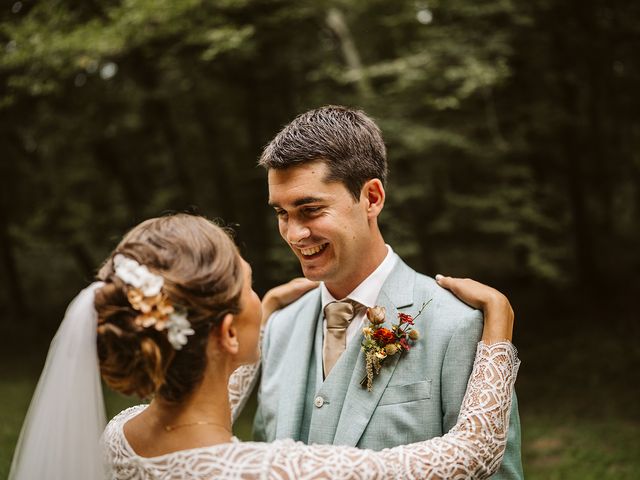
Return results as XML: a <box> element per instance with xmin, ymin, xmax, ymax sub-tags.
<box><xmin>2</xmin><ymin>294</ymin><xmax>639</xmax><ymax>478</ymax></box>
<box><xmin>522</xmin><ymin>416</ymin><xmax>640</xmax><ymax>479</ymax></box>
<box><xmin>0</xmin><ymin>375</ymin><xmax>33</xmax><ymax>479</ymax></box>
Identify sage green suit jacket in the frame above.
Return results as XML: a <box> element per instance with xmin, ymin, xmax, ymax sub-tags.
<box><xmin>253</xmin><ymin>259</ymin><xmax>523</xmax><ymax>479</ymax></box>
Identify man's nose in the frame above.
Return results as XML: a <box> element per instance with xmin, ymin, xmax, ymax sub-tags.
<box><xmin>287</xmin><ymin>220</ymin><xmax>311</xmax><ymax>244</ymax></box>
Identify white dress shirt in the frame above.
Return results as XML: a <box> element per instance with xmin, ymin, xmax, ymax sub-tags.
<box><xmin>320</xmin><ymin>245</ymin><xmax>398</xmax><ymax>345</ymax></box>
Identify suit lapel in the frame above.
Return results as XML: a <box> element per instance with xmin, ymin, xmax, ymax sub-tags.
<box><xmin>333</xmin><ymin>260</ymin><xmax>416</xmax><ymax>446</ymax></box>
<box><xmin>275</xmin><ymin>290</ymin><xmax>322</xmax><ymax>440</ymax></box>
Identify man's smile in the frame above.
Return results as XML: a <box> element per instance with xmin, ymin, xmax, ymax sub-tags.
<box><xmin>297</xmin><ymin>242</ymin><xmax>329</xmax><ymax>258</ymax></box>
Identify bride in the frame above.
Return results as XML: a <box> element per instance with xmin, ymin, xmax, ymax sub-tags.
<box><xmin>9</xmin><ymin>213</ymin><xmax>519</xmax><ymax>479</ymax></box>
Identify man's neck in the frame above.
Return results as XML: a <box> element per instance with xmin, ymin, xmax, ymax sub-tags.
<box><xmin>325</xmin><ymin>237</ymin><xmax>388</xmax><ymax>300</ymax></box>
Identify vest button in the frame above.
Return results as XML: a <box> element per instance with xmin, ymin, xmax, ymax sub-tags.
<box><xmin>314</xmin><ymin>396</ymin><xmax>324</xmax><ymax>408</ymax></box>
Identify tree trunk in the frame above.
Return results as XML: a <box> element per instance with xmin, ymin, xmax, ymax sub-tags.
<box><xmin>326</xmin><ymin>7</ymin><xmax>373</xmax><ymax>99</ymax></box>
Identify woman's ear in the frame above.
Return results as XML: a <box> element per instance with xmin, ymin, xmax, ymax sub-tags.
<box><xmin>216</xmin><ymin>313</ymin><xmax>239</xmax><ymax>355</ymax></box>
<box><xmin>362</xmin><ymin>178</ymin><xmax>385</xmax><ymax>218</ymax></box>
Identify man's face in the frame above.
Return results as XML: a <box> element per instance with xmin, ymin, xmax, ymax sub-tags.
<box><xmin>268</xmin><ymin>161</ymin><xmax>373</xmax><ymax>290</ymax></box>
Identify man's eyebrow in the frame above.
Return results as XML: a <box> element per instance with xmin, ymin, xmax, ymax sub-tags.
<box><xmin>293</xmin><ymin>196</ymin><xmax>323</xmax><ymax>207</ymax></box>
<box><xmin>268</xmin><ymin>196</ymin><xmax>324</xmax><ymax>208</ymax></box>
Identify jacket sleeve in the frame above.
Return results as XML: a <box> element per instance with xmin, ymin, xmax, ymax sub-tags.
<box><xmin>441</xmin><ymin>308</ymin><xmax>483</xmax><ymax>432</ymax></box>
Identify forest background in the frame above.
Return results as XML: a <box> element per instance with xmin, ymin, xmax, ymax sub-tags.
<box><xmin>1</xmin><ymin>0</ymin><xmax>638</xmax><ymax>478</ymax></box>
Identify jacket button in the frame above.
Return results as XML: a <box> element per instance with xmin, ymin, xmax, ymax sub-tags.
<box><xmin>314</xmin><ymin>396</ymin><xmax>324</xmax><ymax>408</ymax></box>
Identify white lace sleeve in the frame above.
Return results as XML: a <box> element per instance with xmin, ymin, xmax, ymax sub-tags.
<box><xmin>228</xmin><ymin>361</ymin><xmax>260</xmax><ymax>422</ymax></box>
<box><xmin>265</xmin><ymin>341</ymin><xmax>520</xmax><ymax>479</ymax></box>
<box><xmin>228</xmin><ymin>327</ymin><xmax>263</xmax><ymax>422</ymax></box>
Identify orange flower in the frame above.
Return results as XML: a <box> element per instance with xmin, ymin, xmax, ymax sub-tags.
<box><xmin>135</xmin><ymin>313</ymin><xmax>157</xmax><ymax>329</ymax></box>
<box><xmin>127</xmin><ymin>288</ymin><xmax>145</xmax><ymax>310</ymax></box>
<box><xmin>156</xmin><ymin>296</ymin><xmax>175</xmax><ymax>316</ymax></box>
<box><xmin>372</xmin><ymin>328</ymin><xmax>396</xmax><ymax>345</ymax></box>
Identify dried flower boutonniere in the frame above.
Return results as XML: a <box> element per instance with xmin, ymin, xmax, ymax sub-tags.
<box><xmin>360</xmin><ymin>300</ymin><xmax>431</xmax><ymax>391</ymax></box>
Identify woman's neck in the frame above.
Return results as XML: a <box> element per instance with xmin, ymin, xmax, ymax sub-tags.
<box><xmin>152</xmin><ymin>366</ymin><xmax>233</xmax><ymax>433</ymax></box>
<box><xmin>124</xmin><ymin>364</ymin><xmax>235</xmax><ymax>456</ymax></box>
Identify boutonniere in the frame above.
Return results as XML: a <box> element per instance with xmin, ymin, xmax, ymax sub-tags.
<box><xmin>360</xmin><ymin>300</ymin><xmax>431</xmax><ymax>391</ymax></box>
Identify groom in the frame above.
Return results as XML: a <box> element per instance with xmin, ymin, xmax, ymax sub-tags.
<box><xmin>253</xmin><ymin>106</ymin><xmax>523</xmax><ymax>478</ymax></box>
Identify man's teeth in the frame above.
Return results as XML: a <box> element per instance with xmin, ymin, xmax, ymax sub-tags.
<box><xmin>300</xmin><ymin>244</ymin><xmax>327</xmax><ymax>256</ymax></box>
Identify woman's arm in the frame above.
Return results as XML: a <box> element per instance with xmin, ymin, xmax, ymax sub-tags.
<box><xmin>229</xmin><ymin>277</ymin><xmax>318</xmax><ymax>420</ymax></box>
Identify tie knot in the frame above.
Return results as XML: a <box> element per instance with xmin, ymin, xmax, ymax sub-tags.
<box><xmin>324</xmin><ymin>300</ymin><xmax>359</xmax><ymax>329</ymax></box>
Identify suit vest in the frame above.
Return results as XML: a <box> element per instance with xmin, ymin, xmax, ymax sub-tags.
<box><xmin>299</xmin><ymin>309</ymin><xmax>364</xmax><ymax>445</ymax></box>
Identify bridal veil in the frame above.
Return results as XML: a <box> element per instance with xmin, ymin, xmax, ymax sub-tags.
<box><xmin>9</xmin><ymin>282</ymin><xmax>107</xmax><ymax>480</ymax></box>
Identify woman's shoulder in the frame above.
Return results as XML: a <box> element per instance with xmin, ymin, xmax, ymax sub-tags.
<box><xmin>104</xmin><ymin>404</ymin><xmax>148</xmax><ymax>433</ymax></box>
<box><xmin>102</xmin><ymin>405</ymin><xmax>147</xmax><ymax>458</ymax></box>
<box><xmin>102</xmin><ymin>410</ymin><xmax>301</xmax><ymax>479</ymax></box>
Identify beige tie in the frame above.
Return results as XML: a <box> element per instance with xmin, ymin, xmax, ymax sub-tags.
<box><xmin>323</xmin><ymin>300</ymin><xmax>358</xmax><ymax>378</ymax></box>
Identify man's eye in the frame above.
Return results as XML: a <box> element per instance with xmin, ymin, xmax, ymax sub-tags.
<box><xmin>275</xmin><ymin>210</ymin><xmax>288</xmax><ymax>218</ymax></box>
<box><xmin>304</xmin><ymin>207</ymin><xmax>321</xmax><ymax>215</ymax></box>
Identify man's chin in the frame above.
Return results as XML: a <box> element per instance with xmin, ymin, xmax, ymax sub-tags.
<box><xmin>301</xmin><ymin>270</ymin><xmax>324</xmax><ymax>282</ymax></box>
<box><xmin>300</xmin><ymin>264</ymin><xmax>330</xmax><ymax>283</ymax></box>
<box><xmin>298</xmin><ymin>248</ymin><xmax>336</xmax><ymax>282</ymax></box>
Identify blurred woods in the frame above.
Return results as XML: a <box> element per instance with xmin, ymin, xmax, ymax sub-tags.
<box><xmin>0</xmin><ymin>0</ymin><xmax>639</xmax><ymax>342</ymax></box>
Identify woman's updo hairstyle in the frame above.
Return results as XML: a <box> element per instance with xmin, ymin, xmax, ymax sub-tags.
<box><xmin>95</xmin><ymin>213</ymin><xmax>244</xmax><ymax>402</ymax></box>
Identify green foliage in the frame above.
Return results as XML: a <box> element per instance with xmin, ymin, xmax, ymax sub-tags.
<box><xmin>0</xmin><ymin>0</ymin><xmax>638</xmax><ymax>335</ymax></box>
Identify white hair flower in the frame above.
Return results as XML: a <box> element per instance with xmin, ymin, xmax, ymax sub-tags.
<box><xmin>113</xmin><ymin>254</ymin><xmax>164</xmax><ymax>297</ymax></box>
<box><xmin>166</xmin><ymin>311</ymin><xmax>195</xmax><ymax>350</ymax></box>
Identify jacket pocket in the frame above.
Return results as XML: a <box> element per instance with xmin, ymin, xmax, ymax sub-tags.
<box><xmin>378</xmin><ymin>379</ymin><xmax>432</xmax><ymax>406</ymax></box>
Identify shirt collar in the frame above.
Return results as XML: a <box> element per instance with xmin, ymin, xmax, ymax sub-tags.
<box><xmin>320</xmin><ymin>245</ymin><xmax>398</xmax><ymax>309</ymax></box>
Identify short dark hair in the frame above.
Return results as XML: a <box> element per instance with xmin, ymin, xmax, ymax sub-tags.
<box><xmin>259</xmin><ymin>105</ymin><xmax>387</xmax><ymax>200</ymax></box>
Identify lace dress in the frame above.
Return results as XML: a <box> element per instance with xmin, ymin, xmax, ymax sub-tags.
<box><xmin>102</xmin><ymin>342</ymin><xmax>519</xmax><ymax>479</ymax></box>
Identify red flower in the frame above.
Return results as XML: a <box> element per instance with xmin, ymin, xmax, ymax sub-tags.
<box><xmin>398</xmin><ymin>313</ymin><xmax>414</xmax><ymax>325</ymax></box>
<box><xmin>399</xmin><ymin>337</ymin><xmax>411</xmax><ymax>351</ymax></box>
<box><xmin>372</xmin><ymin>328</ymin><xmax>396</xmax><ymax>345</ymax></box>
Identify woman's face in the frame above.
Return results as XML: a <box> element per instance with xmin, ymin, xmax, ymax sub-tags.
<box><xmin>232</xmin><ymin>258</ymin><xmax>262</xmax><ymax>365</ymax></box>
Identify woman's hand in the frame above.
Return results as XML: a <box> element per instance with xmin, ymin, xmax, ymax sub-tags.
<box><xmin>435</xmin><ymin>274</ymin><xmax>514</xmax><ymax>343</ymax></box>
<box><xmin>261</xmin><ymin>278</ymin><xmax>319</xmax><ymax>324</ymax></box>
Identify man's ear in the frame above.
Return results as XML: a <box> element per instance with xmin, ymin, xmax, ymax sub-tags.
<box><xmin>216</xmin><ymin>313</ymin><xmax>239</xmax><ymax>355</ymax></box>
<box><xmin>362</xmin><ymin>178</ymin><xmax>385</xmax><ymax>218</ymax></box>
